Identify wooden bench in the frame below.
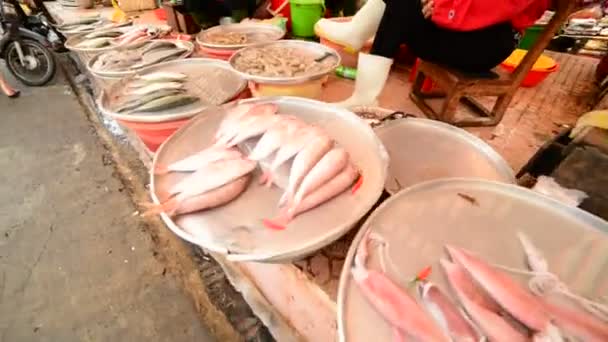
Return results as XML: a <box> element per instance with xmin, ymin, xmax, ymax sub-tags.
<box><xmin>410</xmin><ymin>0</ymin><xmax>576</xmax><ymax>127</ymax></box>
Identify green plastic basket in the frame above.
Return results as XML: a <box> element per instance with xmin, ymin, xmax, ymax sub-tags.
<box><xmin>519</xmin><ymin>25</ymin><xmax>545</xmax><ymax>50</ymax></box>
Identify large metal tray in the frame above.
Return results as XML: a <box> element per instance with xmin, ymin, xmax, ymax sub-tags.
<box><xmin>65</xmin><ymin>25</ymin><xmax>161</xmax><ymax>53</ymax></box>
<box><xmin>228</xmin><ymin>40</ymin><xmax>341</xmax><ymax>84</ymax></box>
<box><xmin>87</xmin><ymin>39</ymin><xmax>194</xmax><ymax>78</ymax></box>
<box><xmin>375</xmin><ymin>118</ymin><xmax>515</xmax><ymax>194</ymax></box>
<box><xmin>337</xmin><ymin>178</ymin><xmax>608</xmax><ymax>342</ymax></box>
<box><xmin>98</xmin><ymin>58</ymin><xmax>247</xmax><ymax>123</ymax></box>
<box><xmin>150</xmin><ymin>97</ymin><xmax>389</xmax><ymax>262</ymax></box>
<box><xmin>196</xmin><ymin>23</ymin><xmax>285</xmax><ymax>50</ymax></box>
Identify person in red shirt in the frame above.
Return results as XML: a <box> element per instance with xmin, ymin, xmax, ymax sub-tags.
<box><xmin>315</xmin><ymin>0</ymin><xmax>550</xmax><ymax>108</ymax></box>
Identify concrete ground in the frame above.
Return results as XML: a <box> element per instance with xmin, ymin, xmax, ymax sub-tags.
<box><xmin>0</xmin><ymin>68</ymin><xmax>216</xmax><ymax>341</ymax></box>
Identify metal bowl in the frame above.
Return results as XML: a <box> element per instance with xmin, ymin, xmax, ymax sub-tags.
<box><xmin>150</xmin><ymin>96</ymin><xmax>388</xmax><ymax>262</ymax></box>
<box><xmin>375</xmin><ymin>118</ymin><xmax>515</xmax><ymax>194</ymax></box>
<box><xmin>98</xmin><ymin>58</ymin><xmax>247</xmax><ymax>123</ymax></box>
<box><xmin>337</xmin><ymin>178</ymin><xmax>608</xmax><ymax>342</ymax></box>
<box><xmin>228</xmin><ymin>40</ymin><xmax>341</xmax><ymax>85</ymax></box>
<box><xmin>196</xmin><ymin>23</ymin><xmax>285</xmax><ymax>50</ymax></box>
<box><xmin>87</xmin><ymin>39</ymin><xmax>194</xmax><ymax>78</ymax></box>
<box><xmin>65</xmin><ymin>25</ymin><xmax>161</xmax><ymax>54</ymax></box>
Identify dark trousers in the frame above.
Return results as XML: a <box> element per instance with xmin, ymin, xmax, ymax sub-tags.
<box><xmin>371</xmin><ymin>0</ymin><xmax>517</xmax><ymax>72</ymax></box>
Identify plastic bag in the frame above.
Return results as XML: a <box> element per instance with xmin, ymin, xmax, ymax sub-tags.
<box><xmin>532</xmin><ymin>176</ymin><xmax>588</xmax><ymax>207</ymax></box>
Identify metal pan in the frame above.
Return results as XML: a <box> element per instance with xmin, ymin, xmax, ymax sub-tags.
<box><xmin>196</xmin><ymin>23</ymin><xmax>285</xmax><ymax>50</ymax></box>
<box><xmin>87</xmin><ymin>40</ymin><xmax>194</xmax><ymax>78</ymax></box>
<box><xmin>228</xmin><ymin>40</ymin><xmax>341</xmax><ymax>84</ymax></box>
<box><xmin>97</xmin><ymin>58</ymin><xmax>247</xmax><ymax>123</ymax></box>
<box><xmin>337</xmin><ymin>178</ymin><xmax>608</xmax><ymax>342</ymax></box>
<box><xmin>65</xmin><ymin>25</ymin><xmax>162</xmax><ymax>53</ymax></box>
<box><xmin>150</xmin><ymin>97</ymin><xmax>389</xmax><ymax>262</ymax></box>
<box><xmin>375</xmin><ymin>118</ymin><xmax>515</xmax><ymax>194</ymax></box>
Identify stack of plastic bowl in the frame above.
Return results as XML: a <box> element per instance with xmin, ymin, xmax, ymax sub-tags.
<box><xmin>500</xmin><ymin>49</ymin><xmax>559</xmax><ymax>87</ymax></box>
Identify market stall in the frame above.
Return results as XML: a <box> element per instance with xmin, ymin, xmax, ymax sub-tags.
<box><xmin>45</xmin><ymin>0</ymin><xmax>608</xmax><ymax>340</ymax></box>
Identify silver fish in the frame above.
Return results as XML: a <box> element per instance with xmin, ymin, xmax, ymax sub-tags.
<box><xmin>141</xmin><ymin>41</ymin><xmax>179</xmax><ymax>54</ymax></box>
<box><xmin>126</xmin><ymin>81</ymin><xmax>183</xmax><ymax>96</ymax></box>
<box><xmin>128</xmin><ymin>94</ymin><xmax>199</xmax><ymax>113</ymax></box>
<box><xmin>115</xmin><ymin>89</ymin><xmax>184</xmax><ymax>113</ymax></box>
<box><xmin>137</xmin><ymin>71</ymin><xmax>187</xmax><ymax>83</ymax></box>
<box><xmin>135</xmin><ymin>48</ymin><xmax>186</xmax><ymax>68</ymax></box>
<box><xmin>76</xmin><ymin>37</ymin><xmax>113</xmax><ymax>48</ymax></box>
<box><xmin>84</xmin><ymin>29</ymin><xmax>123</xmax><ymax>39</ymax></box>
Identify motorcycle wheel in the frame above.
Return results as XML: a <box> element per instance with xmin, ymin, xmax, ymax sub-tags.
<box><xmin>4</xmin><ymin>39</ymin><xmax>56</xmax><ymax>86</ymax></box>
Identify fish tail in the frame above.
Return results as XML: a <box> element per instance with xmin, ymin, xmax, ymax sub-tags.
<box><xmin>351</xmin><ymin>174</ymin><xmax>364</xmax><ymax>194</ymax></box>
<box><xmin>141</xmin><ymin>197</ymin><xmax>179</xmax><ymax>217</ymax></box>
<box><xmin>262</xmin><ymin>208</ymin><xmax>293</xmax><ymax>231</ymax></box>
<box><xmin>259</xmin><ymin>171</ymin><xmax>272</xmax><ymax>185</ymax></box>
<box><xmin>153</xmin><ymin>164</ymin><xmax>170</xmax><ymax>175</ymax></box>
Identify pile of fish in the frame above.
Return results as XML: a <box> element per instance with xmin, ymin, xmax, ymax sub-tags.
<box><xmin>75</xmin><ymin>26</ymin><xmax>161</xmax><ymax>49</ymax></box>
<box><xmin>57</xmin><ymin>16</ymin><xmax>121</xmax><ymax>34</ymax></box>
<box><xmin>147</xmin><ymin>102</ymin><xmax>361</xmax><ymax>229</ymax></box>
<box><xmin>352</xmin><ymin>231</ymin><xmax>608</xmax><ymax>341</ymax></box>
<box><xmin>232</xmin><ymin>45</ymin><xmax>338</xmax><ymax>78</ymax></box>
<box><xmin>112</xmin><ymin>72</ymin><xmax>199</xmax><ymax>114</ymax></box>
<box><xmin>91</xmin><ymin>40</ymin><xmax>189</xmax><ymax>73</ymax></box>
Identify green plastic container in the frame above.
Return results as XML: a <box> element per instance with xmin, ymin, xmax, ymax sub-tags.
<box><xmin>518</xmin><ymin>25</ymin><xmax>545</xmax><ymax>50</ymax></box>
<box><xmin>289</xmin><ymin>0</ymin><xmax>325</xmax><ymax>38</ymax></box>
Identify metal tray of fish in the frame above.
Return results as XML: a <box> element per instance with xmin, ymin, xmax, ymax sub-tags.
<box><xmin>228</xmin><ymin>40</ymin><xmax>341</xmax><ymax>84</ymax></box>
<box><xmin>150</xmin><ymin>96</ymin><xmax>389</xmax><ymax>262</ymax></box>
<box><xmin>337</xmin><ymin>178</ymin><xmax>608</xmax><ymax>342</ymax></box>
<box><xmin>87</xmin><ymin>39</ymin><xmax>194</xmax><ymax>78</ymax></box>
<box><xmin>196</xmin><ymin>23</ymin><xmax>285</xmax><ymax>50</ymax></box>
<box><xmin>98</xmin><ymin>58</ymin><xmax>247</xmax><ymax>123</ymax></box>
<box><xmin>57</xmin><ymin>18</ymin><xmax>133</xmax><ymax>35</ymax></box>
<box><xmin>375</xmin><ymin>118</ymin><xmax>515</xmax><ymax>194</ymax></box>
<box><xmin>65</xmin><ymin>25</ymin><xmax>162</xmax><ymax>53</ymax></box>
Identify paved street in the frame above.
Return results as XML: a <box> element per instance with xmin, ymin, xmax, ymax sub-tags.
<box><xmin>0</xmin><ymin>67</ymin><xmax>215</xmax><ymax>341</ymax></box>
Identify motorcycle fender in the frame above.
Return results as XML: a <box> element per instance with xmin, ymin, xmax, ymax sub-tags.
<box><xmin>16</xmin><ymin>28</ymin><xmax>50</xmax><ymax>45</ymax></box>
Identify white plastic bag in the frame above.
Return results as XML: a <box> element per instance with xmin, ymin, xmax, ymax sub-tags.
<box><xmin>532</xmin><ymin>176</ymin><xmax>588</xmax><ymax>207</ymax></box>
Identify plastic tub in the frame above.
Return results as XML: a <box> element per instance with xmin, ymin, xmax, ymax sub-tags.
<box><xmin>117</xmin><ymin>117</ymin><xmax>191</xmax><ymax>152</ymax></box>
<box><xmin>501</xmin><ymin>63</ymin><xmax>559</xmax><ymax>87</ymax></box>
<box><xmin>248</xmin><ymin>77</ymin><xmax>328</xmax><ymax>99</ymax></box>
<box><xmin>116</xmin><ymin>89</ymin><xmax>251</xmax><ymax>152</ymax></box>
<box><xmin>289</xmin><ymin>0</ymin><xmax>325</xmax><ymax>37</ymax></box>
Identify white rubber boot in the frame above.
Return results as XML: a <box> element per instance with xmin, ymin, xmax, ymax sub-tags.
<box><xmin>314</xmin><ymin>0</ymin><xmax>386</xmax><ymax>52</ymax></box>
<box><xmin>334</xmin><ymin>53</ymin><xmax>393</xmax><ymax>108</ymax></box>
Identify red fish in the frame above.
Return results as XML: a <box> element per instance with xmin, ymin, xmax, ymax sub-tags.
<box><xmin>542</xmin><ymin>298</ymin><xmax>608</xmax><ymax>342</ymax></box>
<box><xmin>440</xmin><ymin>259</ymin><xmax>527</xmax><ymax>342</ymax></box>
<box><xmin>291</xmin><ymin>148</ymin><xmax>349</xmax><ymax>207</ymax></box>
<box><xmin>352</xmin><ymin>231</ymin><xmax>449</xmax><ymax>342</ymax></box>
<box><xmin>263</xmin><ymin>164</ymin><xmax>359</xmax><ymax>230</ymax></box>
<box><xmin>143</xmin><ymin>175</ymin><xmax>250</xmax><ymax>216</ymax></box>
<box><xmin>445</xmin><ymin>246</ymin><xmax>552</xmax><ymax>333</ymax></box>
<box><xmin>416</xmin><ymin>281</ymin><xmax>481</xmax><ymax>342</ymax></box>
<box><xmin>154</xmin><ymin>146</ymin><xmax>242</xmax><ymax>175</ymax></box>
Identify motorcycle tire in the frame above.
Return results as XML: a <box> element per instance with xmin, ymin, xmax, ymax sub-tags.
<box><xmin>4</xmin><ymin>39</ymin><xmax>56</xmax><ymax>86</ymax></box>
